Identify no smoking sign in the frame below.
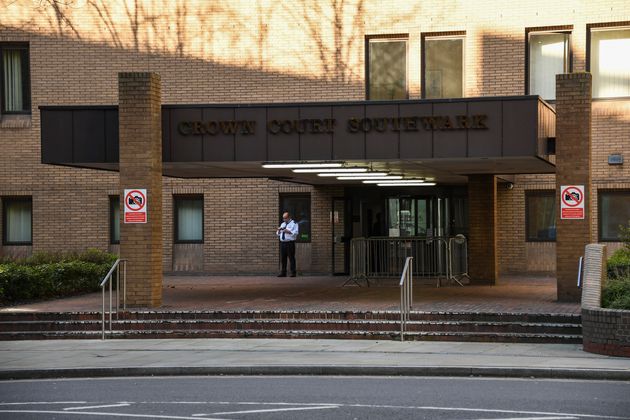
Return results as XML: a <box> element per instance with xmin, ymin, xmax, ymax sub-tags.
<box><xmin>124</xmin><ymin>189</ymin><xmax>147</xmax><ymax>223</ymax></box>
<box><xmin>560</xmin><ymin>185</ymin><xmax>585</xmax><ymax>220</ymax></box>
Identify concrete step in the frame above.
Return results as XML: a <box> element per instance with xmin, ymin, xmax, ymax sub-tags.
<box><xmin>0</xmin><ymin>329</ymin><xmax>583</xmax><ymax>343</ymax></box>
<box><xmin>0</xmin><ymin>318</ymin><xmax>582</xmax><ymax>335</ymax></box>
<box><xmin>0</xmin><ymin>310</ymin><xmax>581</xmax><ymax>324</ymax></box>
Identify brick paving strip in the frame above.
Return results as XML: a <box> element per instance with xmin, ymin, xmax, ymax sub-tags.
<box><xmin>0</xmin><ymin>274</ymin><xmax>580</xmax><ymax>314</ymax></box>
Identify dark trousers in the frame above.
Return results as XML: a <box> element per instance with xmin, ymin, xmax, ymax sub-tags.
<box><xmin>280</xmin><ymin>241</ymin><xmax>296</xmax><ymax>275</ymax></box>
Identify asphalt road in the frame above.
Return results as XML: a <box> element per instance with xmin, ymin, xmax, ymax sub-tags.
<box><xmin>1</xmin><ymin>376</ymin><xmax>629</xmax><ymax>419</ymax></box>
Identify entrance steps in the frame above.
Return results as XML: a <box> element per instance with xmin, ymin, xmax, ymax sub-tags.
<box><xmin>0</xmin><ymin>311</ymin><xmax>582</xmax><ymax>343</ymax></box>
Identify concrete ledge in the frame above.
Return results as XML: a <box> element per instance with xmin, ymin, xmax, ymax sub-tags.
<box><xmin>2</xmin><ymin>365</ymin><xmax>630</xmax><ymax>381</ymax></box>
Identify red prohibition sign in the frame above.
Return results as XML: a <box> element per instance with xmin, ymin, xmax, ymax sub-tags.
<box><xmin>561</xmin><ymin>187</ymin><xmax>583</xmax><ymax>207</ymax></box>
<box><xmin>125</xmin><ymin>190</ymin><xmax>146</xmax><ymax>212</ymax></box>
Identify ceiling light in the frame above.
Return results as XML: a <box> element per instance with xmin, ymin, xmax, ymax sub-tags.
<box><xmin>293</xmin><ymin>168</ymin><xmax>367</xmax><ymax>173</ymax></box>
<box><xmin>337</xmin><ymin>176</ymin><xmax>403</xmax><ymax>180</ymax></box>
<box><xmin>317</xmin><ymin>172</ymin><xmax>389</xmax><ymax>177</ymax></box>
<box><xmin>377</xmin><ymin>182</ymin><xmax>437</xmax><ymax>187</ymax></box>
<box><xmin>262</xmin><ymin>162</ymin><xmax>342</xmax><ymax>169</ymax></box>
<box><xmin>363</xmin><ymin>179</ymin><xmax>424</xmax><ymax>184</ymax></box>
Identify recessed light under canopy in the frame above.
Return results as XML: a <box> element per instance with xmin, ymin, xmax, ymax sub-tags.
<box><xmin>317</xmin><ymin>172</ymin><xmax>389</xmax><ymax>177</ymax></box>
<box><xmin>338</xmin><ymin>176</ymin><xmax>403</xmax><ymax>180</ymax></box>
<box><xmin>377</xmin><ymin>182</ymin><xmax>437</xmax><ymax>187</ymax></box>
<box><xmin>262</xmin><ymin>162</ymin><xmax>343</xmax><ymax>169</ymax></box>
<box><xmin>363</xmin><ymin>179</ymin><xmax>424</xmax><ymax>184</ymax></box>
<box><xmin>292</xmin><ymin>168</ymin><xmax>368</xmax><ymax>173</ymax></box>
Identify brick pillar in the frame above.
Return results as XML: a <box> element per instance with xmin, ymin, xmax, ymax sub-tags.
<box><xmin>555</xmin><ymin>73</ymin><xmax>592</xmax><ymax>302</ymax></box>
<box><xmin>467</xmin><ymin>174</ymin><xmax>498</xmax><ymax>284</ymax></box>
<box><xmin>118</xmin><ymin>72</ymin><xmax>163</xmax><ymax>307</ymax></box>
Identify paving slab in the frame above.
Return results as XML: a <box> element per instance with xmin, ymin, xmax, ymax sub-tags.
<box><xmin>1</xmin><ymin>338</ymin><xmax>629</xmax><ymax>380</ymax></box>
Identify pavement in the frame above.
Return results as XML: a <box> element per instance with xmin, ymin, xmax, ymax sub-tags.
<box><xmin>1</xmin><ymin>338</ymin><xmax>630</xmax><ymax>381</ymax></box>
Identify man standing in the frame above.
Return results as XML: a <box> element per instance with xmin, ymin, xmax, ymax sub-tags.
<box><xmin>276</xmin><ymin>211</ymin><xmax>299</xmax><ymax>277</ymax></box>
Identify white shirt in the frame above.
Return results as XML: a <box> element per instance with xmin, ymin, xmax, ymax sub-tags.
<box><xmin>277</xmin><ymin>219</ymin><xmax>299</xmax><ymax>242</ymax></box>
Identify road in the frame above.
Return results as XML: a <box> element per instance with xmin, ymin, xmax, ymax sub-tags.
<box><xmin>1</xmin><ymin>376</ymin><xmax>629</xmax><ymax>419</ymax></box>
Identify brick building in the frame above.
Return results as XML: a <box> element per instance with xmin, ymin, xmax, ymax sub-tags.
<box><xmin>1</xmin><ymin>0</ymin><xmax>629</xmax><ymax>305</ymax></box>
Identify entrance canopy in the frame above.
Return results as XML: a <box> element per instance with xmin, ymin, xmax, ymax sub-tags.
<box><xmin>40</xmin><ymin>95</ymin><xmax>555</xmax><ymax>184</ymax></box>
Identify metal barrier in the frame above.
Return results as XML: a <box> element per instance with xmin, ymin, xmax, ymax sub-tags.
<box><xmin>101</xmin><ymin>259</ymin><xmax>127</xmax><ymax>339</ymax></box>
<box><xmin>447</xmin><ymin>234</ymin><xmax>469</xmax><ymax>287</ymax></box>
<box><xmin>348</xmin><ymin>236</ymin><xmax>467</xmax><ymax>287</ymax></box>
<box><xmin>399</xmin><ymin>256</ymin><xmax>413</xmax><ymax>342</ymax></box>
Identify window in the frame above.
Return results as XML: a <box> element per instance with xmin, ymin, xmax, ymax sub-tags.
<box><xmin>599</xmin><ymin>191</ymin><xmax>630</xmax><ymax>241</ymax></box>
<box><xmin>2</xmin><ymin>197</ymin><xmax>32</xmax><ymax>245</ymax></box>
<box><xmin>422</xmin><ymin>33</ymin><xmax>464</xmax><ymax>98</ymax></box>
<box><xmin>589</xmin><ymin>25</ymin><xmax>630</xmax><ymax>98</ymax></box>
<box><xmin>526</xmin><ymin>191</ymin><xmax>556</xmax><ymax>242</ymax></box>
<box><xmin>174</xmin><ymin>196</ymin><xmax>203</xmax><ymax>243</ymax></box>
<box><xmin>279</xmin><ymin>194</ymin><xmax>311</xmax><ymax>242</ymax></box>
<box><xmin>110</xmin><ymin>196</ymin><xmax>120</xmax><ymax>244</ymax></box>
<box><xmin>367</xmin><ymin>37</ymin><xmax>407</xmax><ymax>100</ymax></box>
<box><xmin>527</xmin><ymin>30</ymin><xmax>571</xmax><ymax>100</ymax></box>
<box><xmin>1</xmin><ymin>43</ymin><xmax>30</xmax><ymax>114</ymax></box>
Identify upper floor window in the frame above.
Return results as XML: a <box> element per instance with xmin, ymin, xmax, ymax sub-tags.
<box><xmin>527</xmin><ymin>30</ymin><xmax>571</xmax><ymax>100</ymax></box>
<box><xmin>2</xmin><ymin>196</ymin><xmax>32</xmax><ymax>245</ymax></box>
<box><xmin>589</xmin><ymin>25</ymin><xmax>630</xmax><ymax>98</ymax></box>
<box><xmin>1</xmin><ymin>43</ymin><xmax>30</xmax><ymax>114</ymax></box>
<box><xmin>422</xmin><ymin>33</ymin><xmax>464</xmax><ymax>99</ymax></box>
<box><xmin>367</xmin><ymin>36</ymin><xmax>407</xmax><ymax>100</ymax></box>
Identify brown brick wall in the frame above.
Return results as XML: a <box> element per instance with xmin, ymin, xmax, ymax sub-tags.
<box><xmin>118</xmin><ymin>72</ymin><xmax>163</xmax><ymax>307</ymax></box>
<box><xmin>1</xmin><ymin>1</ymin><xmax>630</xmax><ymax>278</ymax></box>
<box><xmin>468</xmin><ymin>175</ymin><xmax>498</xmax><ymax>284</ymax></box>
<box><xmin>555</xmin><ymin>73</ymin><xmax>592</xmax><ymax>302</ymax></box>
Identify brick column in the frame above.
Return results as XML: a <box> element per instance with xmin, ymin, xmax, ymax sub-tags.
<box><xmin>118</xmin><ymin>72</ymin><xmax>163</xmax><ymax>307</ymax></box>
<box><xmin>467</xmin><ymin>174</ymin><xmax>498</xmax><ymax>284</ymax></box>
<box><xmin>555</xmin><ymin>73</ymin><xmax>592</xmax><ymax>302</ymax></box>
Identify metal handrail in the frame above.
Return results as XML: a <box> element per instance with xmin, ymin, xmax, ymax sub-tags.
<box><xmin>399</xmin><ymin>256</ymin><xmax>413</xmax><ymax>342</ymax></box>
<box><xmin>101</xmin><ymin>258</ymin><xmax>127</xmax><ymax>339</ymax></box>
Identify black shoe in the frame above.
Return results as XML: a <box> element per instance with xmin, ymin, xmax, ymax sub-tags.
<box><xmin>290</xmin><ymin>273</ymin><xmax>297</xmax><ymax>277</ymax></box>
<box><xmin>277</xmin><ymin>273</ymin><xmax>287</xmax><ymax>277</ymax></box>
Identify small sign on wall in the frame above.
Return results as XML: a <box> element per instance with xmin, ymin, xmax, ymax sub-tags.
<box><xmin>560</xmin><ymin>185</ymin><xmax>584</xmax><ymax>220</ymax></box>
<box><xmin>124</xmin><ymin>189</ymin><xmax>147</xmax><ymax>223</ymax></box>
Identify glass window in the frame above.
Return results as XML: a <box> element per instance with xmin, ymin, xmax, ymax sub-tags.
<box><xmin>1</xmin><ymin>44</ymin><xmax>30</xmax><ymax>113</ymax></box>
<box><xmin>423</xmin><ymin>36</ymin><xmax>464</xmax><ymax>98</ymax></box>
<box><xmin>599</xmin><ymin>191</ymin><xmax>630</xmax><ymax>241</ymax></box>
<box><xmin>279</xmin><ymin>194</ymin><xmax>311</xmax><ymax>242</ymax></box>
<box><xmin>590</xmin><ymin>27</ymin><xmax>630</xmax><ymax>98</ymax></box>
<box><xmin>110</xmin><ymin>196</ymin><xmax>120</xmax><ymax>244</ymax></box>
<box><xmin>367</xmin><ymin>38</ymin><xmax>407</xmax><ymax>100</ymax></box>
<box><xmin>526</xmin><ymin>192</ymin><xmax>556</xmax><ymax>241</ymax></box>
<box><xmin>174</xmin><ymin>196</ymin><xmax>203</xmax><ymax>243</ymax></box>
<box><xmin>3</xmin><ymin>197</ymin><xmax>32</xmax><ymax>245</ymax></box>
<box><xmin>387</xmin><ymin>198</ymin><xmax>400</xmax><ymax>237</ymax></box>
<box><xmin>529</xmin><ymin>32</ymin><xmax>570</xmax><ymax>100</ymax></box>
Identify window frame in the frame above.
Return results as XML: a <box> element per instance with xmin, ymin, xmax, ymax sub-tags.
<box><xmin>586</xmin><ymin>21</ymin><xmax>630</xmax><ymax>100</ymax></box>
<box><xmin>365</xmin><ymin>34</ymin><xmax>409</xmax><ymax>100</ymax></box>
<box><xmin>421</xmin><ymin>31</ymin><xmax>466</xmax><ymax>99</ymax></box>
<box><xmin>2</xmin><ymin>196</ymin><xmax>33</xmax><ymax>246</ymax></box>
<box><xmin>525</xmin><ymin>190</ymin><xmax>556</xmax><ymax>243</ymax></box>
<box><xmin>279</xmin><ymin>193</ymin><xmax>312</xmax><ymax>243</ymax></box>
<box><xmin>598</xmin><ymin>189</ymin><xmax>630</xmax><ymax>242</ymax></box>
<box><xmin>109</xmin><ymin>195</ymin><xmax>120</xmax><ymax>245</ymax></box>
<box><xmin>0</xmin><ymin>42</ymin><xmax>31</xmax><ymax>115</ymax></box>
<box><xmin>173</xmin><ymin>194</ymin><xmax>204</xmax><ymax>244</ymax></box>
<box><xmin>525</xmin><ymin>26</ymin><xmax>573</xmax><ymax>99</ymax></box>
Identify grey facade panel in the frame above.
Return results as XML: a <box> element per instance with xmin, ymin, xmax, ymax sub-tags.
<box><xmin>39</xmin><ymin>96</ymin><xmax>555</xmax><ymax>168</ymax></box>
